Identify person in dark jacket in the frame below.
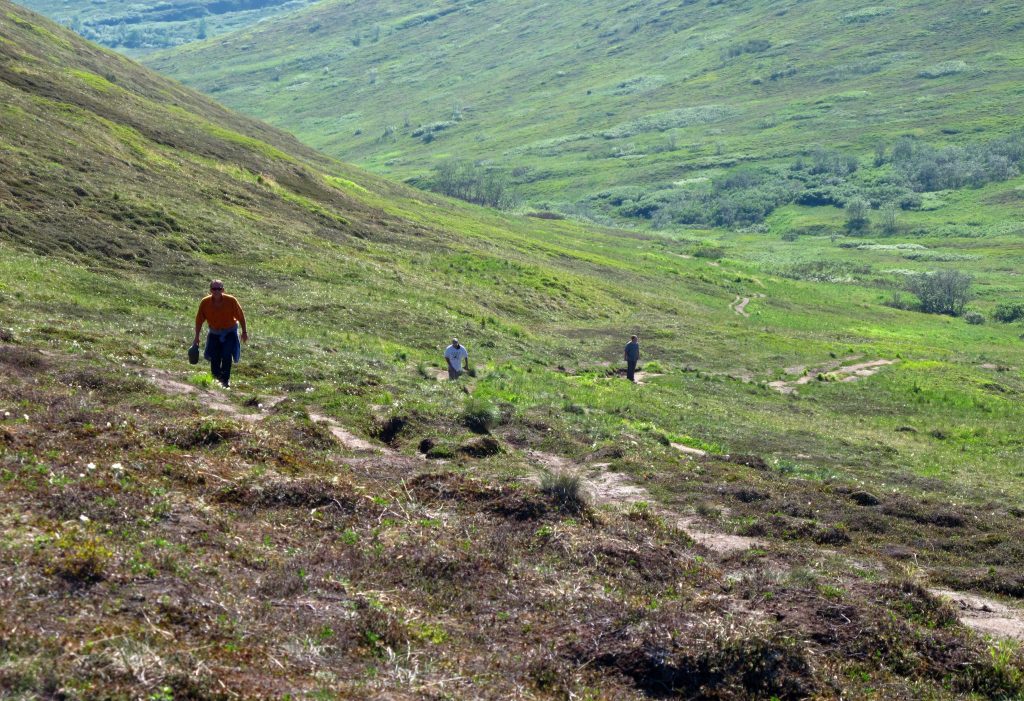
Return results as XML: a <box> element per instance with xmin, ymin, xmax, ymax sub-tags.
<box><xmin>193</xmin><ymin>280</ymin><xmax>248</xmax><ymax>388</ymax></box>
<box><xmin>624</xmin><ymin>335</ymin><xmax>640</xmax><ymax>383</ymax></box>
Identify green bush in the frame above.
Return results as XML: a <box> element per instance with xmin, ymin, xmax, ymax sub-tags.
<box><xmin>906</xmin><ymin>270</ymin><xmax>973</xmax><ymax>316</ymax></box>
<box><xmin>964</xmin><ymin>311</ymin><xmax>985</xmax><ymax>325</ymax></box>
<box><xmin>993</xmin><ymin>302</ymin><xmax>1024</xmax><ymax>323</ymax></box>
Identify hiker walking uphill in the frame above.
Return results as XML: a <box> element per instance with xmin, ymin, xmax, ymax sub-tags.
<box><xmin>444</xmin><ymin>338</ymin><xmax>469</xmax><ymax>380</ymax></box>
<box><xmin>624</xmin><ymin>335</ymin><xmax>640</xmax><ymax>383</ymax></box>
<box><xmin>193</xmin><ymin>280</ymin><xmax>248</xmax><ymax>388</ymax></box>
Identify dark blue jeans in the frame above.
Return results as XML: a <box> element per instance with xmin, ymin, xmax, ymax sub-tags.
<box><xmin>205</xmin><ymin>330</ymin><xmax>237</xmax><ymax>385</ymax></box>
<box><xmin>626</xmin><ymin>359</ymin><xmax>638</xmax><ymax>382</ymax></box>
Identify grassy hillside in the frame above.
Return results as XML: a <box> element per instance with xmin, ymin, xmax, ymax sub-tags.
<box><xmin>16</xmin><ymin>0</ymin><xmax>320</xmax><ymax>54</ymax></box>
<box><xmin>144</xmin><ymin>0</ymin><xmax>1024</xmax><ymax>224</ymax></box>
<box><xmin>3</xmin><ymin>2</ymin><xmax>1024</xmax><ymax>697</ymax></box>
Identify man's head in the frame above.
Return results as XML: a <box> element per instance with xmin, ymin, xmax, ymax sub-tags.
<box><xmin>210</xmin><ymin>280</ymin><xmax>224</xmax><ymax>297</ymax></box>
<box><xmin>631</xmin><ymin>335</ymin><xmax>638</xmax><ymax>342</ymax></box>
<box><xmin>451</xmin><ymin>338</ymin><xmax>460</xmax><ymax>348</ymax></box>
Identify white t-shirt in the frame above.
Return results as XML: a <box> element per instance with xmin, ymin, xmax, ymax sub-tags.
<box><xmin>444</xmin><ymin>344</ymin><xmax>468</xmax><ymax>368</ymax></box>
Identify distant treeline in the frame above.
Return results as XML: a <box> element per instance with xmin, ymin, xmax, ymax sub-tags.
<box><xmin>573</xmin><ymin>132</ymin><xmax>1024</xmax><ymax>229</ymax></box>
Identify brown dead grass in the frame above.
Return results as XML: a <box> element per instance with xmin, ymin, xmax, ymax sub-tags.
<box><xmin>2</xmin><ymin>346</ymin><xmax>1023</xmax><ymax>699</ymax></box>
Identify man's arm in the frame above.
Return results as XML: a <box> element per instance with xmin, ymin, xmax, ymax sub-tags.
<box><xmin>193</xmin><ymin>305</ymin><xmax>205</xmax><ymax>345</ymax></box>
<box><xmin>235</xmin><ymin>300</ymin><xmax>248</xmax><ymax>342</ymax></box>
<box><xmin>462</xmin><ymin>349</ymin><xmax>469</xmax><ymax>370</ymax></box>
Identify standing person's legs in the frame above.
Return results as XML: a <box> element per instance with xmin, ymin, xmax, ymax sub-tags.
<box><xmin>220</xmin><ymin>355</ymin><xmax>233</xmax><ymax>387</ymax></box>
<box><xmin>448</xmin><ymin>366</ymin><xmax>460</xmax><ymax>380</ymax></box>
<box><xmin>206</xmin><ymin>333</ymin><xmax>226</xmax><ymax>384</ymax></box>
<box><xmin>627</xmin><ymin>359</ymin><xmax>637</xmax><ymax>382</ymax></box>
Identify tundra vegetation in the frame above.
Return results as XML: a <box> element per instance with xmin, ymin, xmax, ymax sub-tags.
<box><xmin>135</xmin><ymin>0</ymin><xmax>1024</xmax><ymax>231</ymax></box>
<box><xmin>2</xmin><ymin>3</ymin><xmax>1024</xmax><ymax>699</ymax></box>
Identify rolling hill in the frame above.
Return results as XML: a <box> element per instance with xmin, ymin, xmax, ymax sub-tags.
<box><xmin>16</xmin><ymin>0</ymin><xmax>320</xmax><ymax>54</ymax></box>
<box><xmin>3</xmin><ymin>1</ymin><xmax>1024</xmax><ymax>697</ymax></box>
<box><xmin>141</xmin><ymin>0</ymin><xmax>1024</xmax><ymax>225</ymax></box>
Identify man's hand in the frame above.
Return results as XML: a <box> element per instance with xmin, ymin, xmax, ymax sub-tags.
<box><xmin>241</xmin><ymin>330</ymin><xmax>249</xmax><ymax>343</ymax></box>
<box><xmin>193</xmin><ymin>335</ymin><xmax>200</xmax><ymax>347</ymax></box>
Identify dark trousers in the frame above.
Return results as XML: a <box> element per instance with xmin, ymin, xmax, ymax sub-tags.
<box><xmin>206</xmin><ymin>333</ymin><xmax>234</xmax><ymax>386</ymax></box>
<box><xmin>626</xmin><ymin>359</ymin><xmax>638</xmax><ymax>382</ymax></box>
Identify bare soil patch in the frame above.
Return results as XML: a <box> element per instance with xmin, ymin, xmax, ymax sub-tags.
<box><xmin>671</xmin><ymin>442</ymin><xmax>708</xmax><ymax>458</ymax></box>
<box><xmin>930</xmin><ymin>589</ymin><xmax>1024</xmax><ymax>641</ymax></box>
<box><xmin>526</xmin><ymin>451</ymin><xmax>762</xmax><ymax>555</ymax></box>
<box><xmin>769</xmin><ymin>358</ymin><xmax>897</xmax><ymax>394</ymax></box>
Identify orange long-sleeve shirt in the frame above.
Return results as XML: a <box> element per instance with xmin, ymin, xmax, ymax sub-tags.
<box><xmin>195</xmin><ymin>294</ymin><xmax>246</xmax><ymax>331</ymax></box>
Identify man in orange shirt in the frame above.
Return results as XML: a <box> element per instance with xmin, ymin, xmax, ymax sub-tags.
<box><xmin>193</xmin><ymin>280</ymin><xmax>248</xmax><ymax>388</ymax></box>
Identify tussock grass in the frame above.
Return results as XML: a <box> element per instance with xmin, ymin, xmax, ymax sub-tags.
<box><xmin>539</xmin><ymin>471</ymin><xmax>587</xmax><ymax>515</ymax></box>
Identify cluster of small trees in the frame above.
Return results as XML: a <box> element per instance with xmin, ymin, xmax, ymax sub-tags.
<box><xmin>427</xmin><ymin>160</ymin><xmax>516</xmax><ymax>209</ymax></box>
<box><xmin>886</xmin><ymin>134</ymin><xmax>1024</xmax><ymax>192</ymax></box>
<box><xmin>590</xmin><ymin>131</ymin><xmax>1024</xmax><ymax>231</ymax></box>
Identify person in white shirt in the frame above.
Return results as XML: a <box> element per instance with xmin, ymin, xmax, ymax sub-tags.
<box><xmin>444</xmin><ymin>338</ymin><xmax>469</xmax><ymax>380</ymax></box>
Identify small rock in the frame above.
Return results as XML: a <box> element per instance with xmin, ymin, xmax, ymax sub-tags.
<box><xmin>0</xmin><ymin>328</ymin><xmax>13</xmax><ymax>343</ymax></box>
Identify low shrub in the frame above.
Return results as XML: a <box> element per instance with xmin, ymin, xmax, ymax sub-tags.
<box><xmin>965</xmin><ymin>311</ymin><xmax>985</xmax><ymax>325</ymax></box>
<box><xmin>44</xmin><ymin>531</ymin><xmax>113</xmax><ymax>585</ymax></box>
<box><xmin>993</xmin><ymin>302</ymin><xmax>1024</xmax><ymax>323</ymax></box>
<box><xmin>692</xmin><ymin>245</ymin><xmax>726</xmax><ymax>260</ymax></box>
<box><xmin>165</xmin><ymin>417</ymin><xmax>239</xmax><ymax>448</ymax></box>
<box><xmin>540</xmin><ymin>472</ymin><xmax>587</xmax><ymax>515</ymax></box>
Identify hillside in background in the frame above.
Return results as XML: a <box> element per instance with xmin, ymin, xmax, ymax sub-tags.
<box><xmin>142</xmin><ymin>0</ymin><xmax>1024</xmax><ymax>226</ymax></box>
<box><xmin>17</xmin><ymin>0</ymin><xmax>319</xmax><ymax>53</ymax></box>
<box><xmin>3</xmin><ymin>2</ymin><xmax>1024</xmax><ymax>697</ymax></box>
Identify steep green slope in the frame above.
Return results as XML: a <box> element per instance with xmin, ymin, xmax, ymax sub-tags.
<box><xmin>144</xmin><ymin>0</ymin><xmax>1024</xmax><ymax>222</ymax></box>
<box><xmin>3</xmin><ymin>4</ymin><xmax>1024</xmax><ymax>696</ymax></box>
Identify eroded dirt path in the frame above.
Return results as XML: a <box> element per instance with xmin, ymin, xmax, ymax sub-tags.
<box><xmin>143</xmin><ymin>368</ymin><xmax>280</xmax><ymax>422</ymax></box>
<box><xmin>143</xmin><ymin>368</ymin><xmax>388</xmax><ymax>454</ymax></box>
<box><xmin>729</xmin><ymin>293</ymin><xmax>765</xmax><ymax>317</ymax></box>
<box><xmin>729</xmin><ymin>296</ymin><xmax>750</xmax><ymax>317</ymax></box>
<box><xmin>769</xmin><ymin>358</ymin><xmax>897</xmax><ymax>394</ymax></box>
<box><xmin>930</xmin><ymin>589</ymin><xmax>1024</xmax><ymax>641</ymax></box>
<box><xmin>525</xmin><ymin>450</ymin><xmax>761</xmax><ymax>555</ymax></box>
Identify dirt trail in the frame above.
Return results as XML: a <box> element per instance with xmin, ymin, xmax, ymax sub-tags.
<box><xmin>671</xmin><ymin>442</ymin><xmax>708</xmax><ymax>458</ymax></box>
<box><xmin>143</xmin><ymin>369</ymin><xmax>279</xmax><ymax>422</ymax></box>
<box><xmin>525</xmin><ymin>451</ymin><xmax>761</xmax><ymax>555</ymax></box>
<box><xmin>769</xmin><ymin>358</ymin><xmax>897</xmax><ymax>394</ymax></box>
<box><xmin>307</xmin><ymin>412</ymin><xmax>390</xmax><ymax>454</ymax></box>
<box><xmin>729</xmin><ymin>296</ymin><xmax>750</xmax><ymax>317</ymax></box>
<box><xmin>930</xmin><ymin>589</ymin><xmax>1024</xmax><ymax>641</ymax></box>
<box><xmin>632</xmin><ymin>371</ymin><xmax>663</xmax><ymax>386</ymax></box>
<box><xmin>143</xmin><ymin>368</ymin><xmax>387</xmax><ymax>454</ymax></box>
<box><xmin>729</xmin><ymin>293</ymin><xmax>765</xmax><ymax>317</ymax></box>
